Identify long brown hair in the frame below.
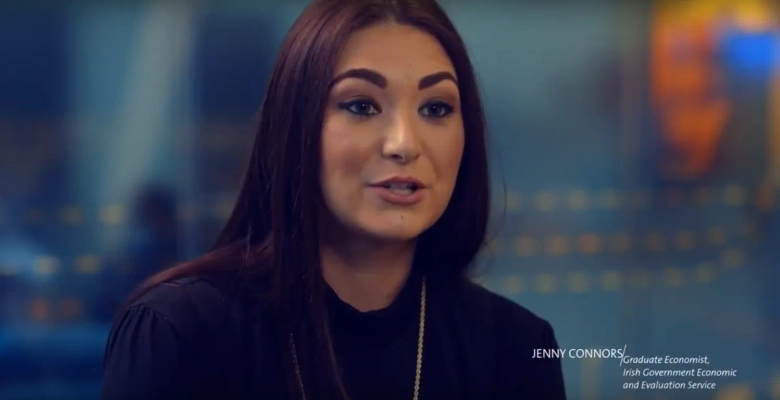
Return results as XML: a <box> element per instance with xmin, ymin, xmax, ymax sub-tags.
<box><xmin>125</xmin><ymin>0</ymin><xmax>490</xmax><ymax>398</ymax></box>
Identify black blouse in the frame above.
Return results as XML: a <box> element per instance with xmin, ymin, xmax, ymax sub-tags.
<box><xmin>101</xmin><ymin>271</ymin><xmax>566</xmax><ymax>400</ymax></box>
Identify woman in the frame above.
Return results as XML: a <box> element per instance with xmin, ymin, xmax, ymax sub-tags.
<box><xmin>101</xmin><ymin>0</ymin><xmax>566</xmax><ymax>399</ymax></box>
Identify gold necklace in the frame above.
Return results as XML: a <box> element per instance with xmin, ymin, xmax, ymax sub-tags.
<box><xmin>289</xmin><ymin>277</ymin><xmax>427</xmax><ymax>400</ymax></box>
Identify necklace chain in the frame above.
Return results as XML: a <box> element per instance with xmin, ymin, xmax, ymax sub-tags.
<box><xmin>290</xmin><ymin>277</ymin><xmax>427</xmax><ymax>400</ymax></box>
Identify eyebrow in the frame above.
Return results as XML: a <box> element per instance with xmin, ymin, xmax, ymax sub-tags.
<box><xmin>329</xmin><ymin>68</ymin><xmax>458</xmax><ymax>90</ymax></box>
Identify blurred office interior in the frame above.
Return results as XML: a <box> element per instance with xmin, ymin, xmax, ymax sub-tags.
<box><xmin>0</xmin><ymin>0</ymin><xmax>779</xmax><ymax>399</ymax></box>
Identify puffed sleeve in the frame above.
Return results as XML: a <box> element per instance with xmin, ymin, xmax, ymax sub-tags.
<box><xmin>100</xmin><ymin>305</ymin><xmax>209</xmax><ymax>400</ymax></box>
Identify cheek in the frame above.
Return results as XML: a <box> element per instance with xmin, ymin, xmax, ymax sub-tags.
<box><xmin>432</xmin><ymin>131</ymin><xmax>465</xmax><ymax>188</ymax></box>
<box><xmin>320</xmin><ymin>122</ymin><xmax>370</xmax><ymax>198</ymax></box>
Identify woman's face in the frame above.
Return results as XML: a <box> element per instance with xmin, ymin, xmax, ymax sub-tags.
<box><xmin>320</xmin><ymin>22</ymin><xmax>464</xmax><ymax>243</ymax></box>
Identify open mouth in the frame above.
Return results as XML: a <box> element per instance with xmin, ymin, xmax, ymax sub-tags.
<box><xmin>377</xmin><ymin>182</ymin><xmax>420</xmax><ymax>196</ymax></box>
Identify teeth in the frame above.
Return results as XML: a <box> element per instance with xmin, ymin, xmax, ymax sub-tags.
<box><xmin>387</xmin><ymin>187</ymin><xmax>413</xmax><ymax>196</ymax></box>
<box><xmin>384</xmin><ymin>183</ymin><xmax>414</xmax><ymax>196</ymax></box>
<box><xmin>386</xmin><ymin>183</ymin><xmax>414</xmax><ymax>190</ymax></box>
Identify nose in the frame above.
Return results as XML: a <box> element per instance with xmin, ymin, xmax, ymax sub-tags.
<box><xmin>381</xmin><ymin>115</ymin><xmax>421</xmax><ymax>165</ymax></box>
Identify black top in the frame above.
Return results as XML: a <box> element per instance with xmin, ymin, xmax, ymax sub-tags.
<box><xmin>101</xmin><ymin>270</ymin><xmax>566</xmax><ymax>400</ymax></box>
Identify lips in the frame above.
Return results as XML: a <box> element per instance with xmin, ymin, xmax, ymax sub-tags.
<box><xmin>370</xmin><ymin>177</ymin><xmax>424</xmax><ymax>190</ymax></box>
<box><xmin>376</xmin><ymin>182</ymin><xmax>419</xmax><ymax>196</ymax></box>
<box><xmin>368</xmin><ymin>177</ymin><xmax>426</xmax><ymax>205</ymax></box>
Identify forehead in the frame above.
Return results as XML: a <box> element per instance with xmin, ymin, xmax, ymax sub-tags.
<box><xmin>333</xmin><ymin>23</ymin><xmax>456</xmax><ymax>79</ymax></box>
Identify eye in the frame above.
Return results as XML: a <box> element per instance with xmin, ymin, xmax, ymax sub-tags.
<box><xmin>419</xmin><ymin>101</ymin><xmax>455</xmax><ymax>118</ymax></box>
<box><xmin>338</xmin><ymin>99</ymin><xmax>380</xmax><ymax>117</ymax></box>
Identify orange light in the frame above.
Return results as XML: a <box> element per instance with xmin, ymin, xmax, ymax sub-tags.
<box><xmin>650</xmin><ymin>3</ymin><xmax>731</xmax><ymax>179</ymax></box>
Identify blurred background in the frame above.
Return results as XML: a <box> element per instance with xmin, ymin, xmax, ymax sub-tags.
<box><xmin>0</xmin><ymin>0</ymin><xmax>778</xmax><ymax>399</ymax></box>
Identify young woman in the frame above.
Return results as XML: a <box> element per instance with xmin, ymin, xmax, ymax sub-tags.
<box><xmin>100</xmin><ymin>0</ymin><xmax>567</xmax><ymax>399</ymax></box>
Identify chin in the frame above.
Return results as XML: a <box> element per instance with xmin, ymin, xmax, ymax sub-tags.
<box><xmin>361</xmin><ymin>226</ymin><xmax>423</xmax><ymax>243</ymax></box>
<box><xmin>357</xmin><ymin>219</ymin><xmax>430</xmax><ymax>243</ymax></box>
<box><xmin>324</xmin><ymin>207</ymin><xmax>441</xmax><ymax>244</ymax></box>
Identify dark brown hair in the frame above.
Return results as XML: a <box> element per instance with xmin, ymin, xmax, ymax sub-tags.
<box><xmin>126</xmin><ymin>0</ymin><xmax>490</xmax><ymax>398</ymax></box>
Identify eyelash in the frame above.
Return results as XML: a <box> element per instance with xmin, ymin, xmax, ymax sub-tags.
<box><xmin>337</xmin><ymin>99</ymin><xmax>455</xmax><ymax>119</ymax></box>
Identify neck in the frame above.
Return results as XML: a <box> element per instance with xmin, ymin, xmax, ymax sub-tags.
<box><xmin>320</xmin><ymin>237</ymin><xmax>416</xmax><ymax>312</ymax></box>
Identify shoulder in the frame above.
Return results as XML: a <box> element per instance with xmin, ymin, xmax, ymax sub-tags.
<box><xmin>105</xmin><ymin>276</ymin><xmax>234</xmax><ymax>357</ymax></box>
<box><xmin>456</xmin><ymin>279</ymin><xmax>556</xmax><ymax>342</ymax></box>
<box><xmin>120</xmin><ymin>274</ymin><xmax>272</xmax><ymax>344</ymax></box>
<box><xmin>454</xmin><ymin>280</ymin><xmax>566</xmax><ymax>398</ymax></box>
<box><xmin>102</xmin><ymin>277</ymin><xmax>231</xmax><ymax>399</ymax></box>
<box><xmin>126</xmin><ymin>276</ymin><xmax>228</xmax><ymax>325</ymax></box>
